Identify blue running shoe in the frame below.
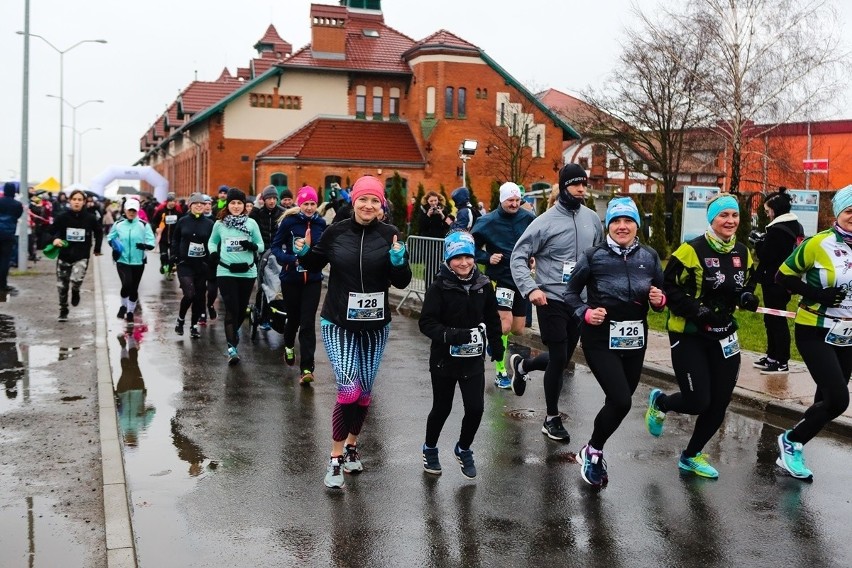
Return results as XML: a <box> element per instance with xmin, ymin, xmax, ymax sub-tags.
<box><xmin>678</xmin><ymin>452</ymin><xmax>719</xmax><ymax>479</ymax></box>
<box><xmin>423</xmin><ymin>445</ymin><xmax>441</xmax><ymax>475</ymax></box>
<box><xmin>227</xmin><ymin>345</ymin><xmax>240</xmax><ymax>366</ymax></box>
<box><xmin>776</xmin><ymin>431</ymin><xmax>813</xmax><ymax>480</ymax></box>
<box><xmin>645</xmin><ymin>388</ymin><xmax>666</xmax><ymax>437</ymax></box>
<box><xmin>259</xmin><ymin>321</ymin><xmax>272</xmax><ymax>331</ymax></box>
<box><xmin>454</xmin><ymin>444</ymin><xmax>477</xmax><ymax>479</ymax></box>
<box><xmin>578</xmin><ymin>444</ymin><xmax>608</xmax><ymax>487</ymax></box>
<box><xmin>494</xmin><ymin>372</ymin><xmax>511</xmax><ymax>389</ymax></box>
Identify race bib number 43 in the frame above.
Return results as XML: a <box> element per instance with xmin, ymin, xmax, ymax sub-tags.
<box><xmin>66</xmin><ymin>227</ymin><xmax>85</xmax><ymax>242</ymax></box>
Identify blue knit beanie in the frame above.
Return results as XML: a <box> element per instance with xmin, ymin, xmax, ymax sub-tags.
<box><xmin>832</xmin><ymin>185</ymin><xmax>852</xmax><ymax>217</ymax></box>
<box><xmin>605</xmin><ymin>197</ymin><xmax>640</xmax><ymax>227</ymax></box>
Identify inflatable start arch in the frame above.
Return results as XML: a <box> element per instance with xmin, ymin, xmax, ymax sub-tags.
<box><xmin>88</xmin><ymin>166</ymin><xmax>169</xmax><ymax>202</ymax></box>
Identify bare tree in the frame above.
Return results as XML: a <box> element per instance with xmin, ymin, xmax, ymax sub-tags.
<box><xmin>579</xmin><ymin>11</ymin><xmax>713</xmax><ymax>220</ymax></box>
<box><xmin>675</xmin><ymin>0</ymin><xmax>848</xmax><ymax>193</ymax></box>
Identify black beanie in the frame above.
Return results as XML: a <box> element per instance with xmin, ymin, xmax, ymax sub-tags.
<box><xmin>226</xmin><ymin>188</ymin><xmax>247</xmax><ymax>204</ymax></box>
<box><xmin>280</xmin><ymin>189</ymin><xmax>293</xmax><ymax>199</ymax></box>
<box><xmin>557</xmin><ymin>163</ymin><xmax>587</xmax><ymax>210</ymax></box>
<box><xmin>3</xmin><ymin>182</ymin><xmax>16</xmax><ymax>198</ymax></box>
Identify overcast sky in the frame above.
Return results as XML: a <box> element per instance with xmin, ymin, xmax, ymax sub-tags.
<box><xmin>2</xmin><ymin>0</ymin><xmax>850</xmax><ymax>186</ymax></box>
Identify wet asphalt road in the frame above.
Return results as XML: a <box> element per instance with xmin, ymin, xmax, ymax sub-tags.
<box><xmin>100</xmin><ymin>258</ymin><xmax>852</xmax><ymax>568</ymax></box>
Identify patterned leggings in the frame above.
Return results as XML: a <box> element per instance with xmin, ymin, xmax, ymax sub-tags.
<box><xmin>321</xmin><ymin>320</ymin><xmax>390</xmax><ymax>442</ymax></box>
<box><xmin>56</xmin><ymin>258</ymin><xmax>89</xmax><ymax>308</ymax></box>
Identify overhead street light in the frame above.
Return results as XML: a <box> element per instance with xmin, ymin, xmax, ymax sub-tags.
<box><xmin>458</xmin><ymin>139</ymin><xmax>478</xmax><ymax>185</ymax></box>
<box><xmin>47</xmin><ymin>95</ymin><xmax>104</xmax><ymax>183</ymax></box>
<box><xmin>17</xmin><ymin>31</ymin><xmax>107</xmax><ymax>189</ymax></box>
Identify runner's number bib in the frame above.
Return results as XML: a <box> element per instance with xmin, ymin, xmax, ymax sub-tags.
<box><xmin>188</xmin><ymin>242</ymin><xmax>205</xmax><ymax>257</ymax></box>
<box><xmin>165</xmin><ymin>215</ymin><xmax>178</xmax><ymax>225</ymax></box>
<box><xmin>562</xmin><ymin>261</ymin><xmax>576</xmax><ymax>283</ymax></box>
<box><xmin>450</xmin><ymin>327</ymin><xmax>484</xmax><ymax>357</ymax></box>
<box><xmin>825</xmin><ymin>320</ymin><xmax>852</xmax><ymax>346</ymax></box>
<box><xmin>609</xmin><ymin>320</ymin><xmax>644</xmax><ymax>349</ymax></box>
<box><xmin>66</xmin><ymin>228</ymin><xmax>85</xmax><ymax>242</ymax></box>
<box><xmin>720</xmin><ymin>332</ymin><xmax>740</xmax><ymax>358</ymax></box>
<box><xmin>347</xmin><ymin>291</ymin><xmax>385</xmax><ymax>321</ymax></box>
<box><xmin>224</xmin><ymin>237</ymin><xmax>244</xmax><ymax>253</ymax></box>
<box><xmin>495</xmin><ymin>287</ymin><xmax>515</xmax><ymax>309</ymax></box>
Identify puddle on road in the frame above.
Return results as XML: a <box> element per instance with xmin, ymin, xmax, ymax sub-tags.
<box><xmin>0</xmin><ymin>496</ymin><xmax>89</xmax><ymax>567</ymax></box>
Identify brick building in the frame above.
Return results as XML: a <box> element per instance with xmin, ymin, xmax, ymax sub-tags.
<box><xmin>136</xmin><ymin>0</ymin><xmax>578</xmax><ymax>203</ymax></box>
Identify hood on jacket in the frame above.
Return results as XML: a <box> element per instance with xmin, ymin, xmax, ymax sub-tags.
<box><xmin>451</xmin><ymin>187</ymin><xmax>470</xmax><ymax>207</ymax></box>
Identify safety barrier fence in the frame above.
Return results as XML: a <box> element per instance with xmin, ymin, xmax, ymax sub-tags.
<box><xmin>397</xmin><ymin>235</ymin><xmax>444</xmax><ymax>312</ymax></box>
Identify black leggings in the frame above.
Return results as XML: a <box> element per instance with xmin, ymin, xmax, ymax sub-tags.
<box><xmin>281</xmin><ymin>280</ymin><xmax>322</xmax><ymax>371</ymax></box>
<box><xmin>425</xmin><ymin>372</ymin><xmax>485</xmax><ymax>450</ymax></box>
<box><xmin>217</xmin><ymin>276</ymin><xmax>255</xmax><ymax>347</ymax></box>
<box><xmin>763</xmin><ymin>283</ymin><xmax>792</xmax><ymax>363</ymax></box>
<box><xmin>116</xmin><ymin>263</ymin><xmax>145</xmax><ymax>301</ymax></box>
<box><xmin>656</xmin><ymin>332</ymin><xmax>740</xmax><ymax>457</ymax></box>
<box><xmin>790</xmin><ymin>324</ymin><xmax>852</xmax><ymax>444</ymax></box>
<box><xmin>177</xmin><ymin>265</ymin><xmax>207</xmax><ymax>325</ymax></box>
<box><xmin>583</xmin><ymin>346</ymin><xmax>646</xmax><ymax>450</ymax></box>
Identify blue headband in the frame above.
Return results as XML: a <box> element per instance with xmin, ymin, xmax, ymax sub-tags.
<box><xmin>833</xmin><ymin>186</ymin><xmax>852</xmax><ymax>217</ymax></box>
<box><xmin>706</xmin><ymin>195</ymin><xmax>739</xmax><ymax>223</ymax></box>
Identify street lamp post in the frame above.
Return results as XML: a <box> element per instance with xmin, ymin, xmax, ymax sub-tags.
<box><xmin>458</xmin><ymin>139</ymin><xmax>478</xmax><ymax>186</ymax></box>
<box><xmin>17</xmin><ymin>31</ymin><xmax>106</xmax><ymax>189</ymax></box>
<box><xmin>77</xmin><ymin>127</ymin><xmax>102</xmax><ymax>184</ymax></box>
<box><xmin>47</xmin><ymin>96</ymin><xmax>103</xmax><ymax>183</ymax></box>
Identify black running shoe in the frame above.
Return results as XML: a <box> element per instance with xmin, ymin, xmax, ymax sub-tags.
<box><xmin>175</xmin><ymin>318</ymin><xmax>185</xmax><ymax>336</ymax></box>
<box><xmin>190</xmin><ymin>325</ymin><xmax>201</xmax><ymax>339</ymax></box>
<box><xmin>71</xmin><ymin>289</ymin><xmax>80</xmax><ymax>307</ymax></box>
<box><xmin>126</xmin><ymin>311</ymin><xmax>134</xmax><ymax>325</ymax></box>
<box><xmin>761</xmin><ymin>360</ymin><xmax>789</xmax><ymax>374</ymax></box>
<box><xmin>542</xmin><ymin>416</ymin><xmax>570</xmax><ymax>442</ymax></box>
<box><xmin>117</xmin><ymin>305</ymin><xmax>127</xmax><ymax>319</ymax></box>
<box><xmin>753</xmin><ymin>356</ymin><xmax>770</xmax><ymax>370</ymax></box>
<box><xmin>509</xmin><ymin>354</ymin><xmax>529</xmax><ymax>396</ymax></box>
<box><xmin>208</xmin><ymin>306</ymin><xmax>217</xmax><ymax>320</ymax></box>
<box><xmin>423</xmin><ymin>445</ymin><xmax>442</xmax><ymax>475</ymax></box>
<box><xmin>58</xmin><ymin>309</ymin><xmax>69</xmax><ymax>322</ymax></box>
<box><xmin>454</xmin><ymin>444</ymin><xmax>477</xmax><ymax>479</ymax></box>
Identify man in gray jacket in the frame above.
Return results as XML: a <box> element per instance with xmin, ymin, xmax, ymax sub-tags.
<box><xmin>508</xmin><ymin>164</ymin><xmax>603</xmax><ymax>442</ymax></box>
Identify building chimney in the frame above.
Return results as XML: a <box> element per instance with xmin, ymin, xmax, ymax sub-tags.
<box><xmin>311</xmin><ymin>4</ymin><xmax>347</xmax><ymax>60</ymax></box>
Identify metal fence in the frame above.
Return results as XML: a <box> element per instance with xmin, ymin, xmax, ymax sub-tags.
<box><xmin>397</xmin><ymin>235</ymin><xmax>444</xmax><ymax>312</ymax></box>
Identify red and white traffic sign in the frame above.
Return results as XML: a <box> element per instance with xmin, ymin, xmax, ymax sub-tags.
<box><xmin>803</xmin><ymin>158</ymin><xmax>829</xmax><ymax>172</ymax></box>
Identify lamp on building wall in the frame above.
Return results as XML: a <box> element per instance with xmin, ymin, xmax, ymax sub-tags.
<box><xmin>458</xmin><ymin>139</ymin><xmax>477</xmax><ymax>185</ymax></box>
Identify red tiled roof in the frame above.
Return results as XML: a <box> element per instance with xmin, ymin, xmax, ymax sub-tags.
<box><xmin>178</xmin><ymin>79</ymin><xmax>243</xmax><ymax>116</ymax></box>
<box><xmin>538</xmin><ymin>88</ymin><xmax>593</xmax><ymax>117</ymax></box>
<box><xmin>255</xmin><ymin>24</ymin><xmax>292</xmax><ymax>54</ymax></box>
<box><xmin>404</xmin><ymin>29</ymin><xmax>479</xmax><ymax>57</ymax></box>
<box><xmin>258</xmin><ymin>117</ymin><xmax>424</xmax><ymax>164</ymax></box>
<box><xmin>281</xmin><ymin>14</ymin><xmax>415</xmax><ymax>74</ymax></box>
<box><xmin>252</xmin><ymin>58</ymin><xmax>276</xmax><ymax>77</ymax></box>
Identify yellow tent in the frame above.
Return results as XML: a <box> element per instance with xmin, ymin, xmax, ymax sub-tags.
<box><xmin>34</xmin><ymin>176</ymin><xmax>61</xmax><ymax>192</ymax></box>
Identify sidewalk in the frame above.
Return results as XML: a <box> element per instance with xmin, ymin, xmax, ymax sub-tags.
<box><xmin>393</xmin><ymin>290</ymin><xmax>852</xmax><ymax>439</ymax></box>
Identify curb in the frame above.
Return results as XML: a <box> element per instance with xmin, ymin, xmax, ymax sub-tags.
<box><xmin>394</xmin><ymin>292</ymin><xmax>852</xmax><ymax>440</ymax></box>
<box><xmin>94</xmin><ymin>259</ymin><xmax>138</xmax><ymax>568</ymax></box>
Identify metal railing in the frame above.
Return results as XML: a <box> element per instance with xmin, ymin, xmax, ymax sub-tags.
<box><xmin>397</xmin><ymin>235</ymin><xmax>444</xmax><ymax>312</ymax></box>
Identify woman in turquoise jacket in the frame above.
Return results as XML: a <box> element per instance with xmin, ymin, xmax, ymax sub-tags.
<box><xmin>208</xmin><ymin>188</ymin><xmax>264</xmax><ymax>365</ymax></box>
<box><xmin>107</xmin><ymin>198</ymin><xmax>156</xmax><ymax>325</ymax></box>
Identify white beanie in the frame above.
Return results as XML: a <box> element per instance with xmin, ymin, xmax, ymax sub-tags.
<box><xmin>499</xmin><ymin>182</ymin><xmax>522</xmax><ymax>203</ymax></box>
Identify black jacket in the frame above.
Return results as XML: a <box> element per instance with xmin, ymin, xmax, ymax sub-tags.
<box><xmin>250</xmin><ymin>204</ymin><xmax>286</xmax><ymax>248</ymax></box>
<box><xmin>51</xmin><ymin>209</ymin><xmax>103</xmax><ymax>263</ymax></box>
<box><xmin>565</xmin><ymin>240</ymin><xmax>664</xmax><ymax>349</ymax></box>
<box><xmin>170</xmin><ymin>213</ymin><xmax>214</xmax><ymax>269</ymax></box>
<box><xmin>419</xmin><ymin>264</ymin><xmax>503</xmax><ymax>379</ymax></box>
<box><xmin>299</xmin><ymin>218</ymin><xmax>411</xmax><ymax>331</ymax></box>
<box><xmin>754</xmin><ymin>214</ymin><xmax>803</xmax><ymax>287</ymax></box>
<box><xmin>417</xmin><ymin>205</ymin><xmax>449</xmax><ymax>238</ymax></box>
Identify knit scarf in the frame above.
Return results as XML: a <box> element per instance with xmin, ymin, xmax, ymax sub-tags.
<box><xmin>833</xmin><ymin>222</ymin><xmax>852</xmax><ymax>247</ymax></box>
<box><xmin>606</xmin><ymin>235</ymin><xmax>639</xmax><ymax>257</ymax></box>
<box><xmin>222</xmin><ymin>214</ymin><xmax>251</xmax><ymax>236</ymax></box>
<box><xmin>705</xmin><ymin>227</ymin><xmax>736</xmax><ymax>254</ymax></box>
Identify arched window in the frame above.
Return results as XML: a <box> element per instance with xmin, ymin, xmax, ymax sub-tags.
<box><xmin>355</xmin><ymin>85</ymin><xmax>367</xmax><ymax>119</ymax></box>
<box><xmin>270</xmin><ymin>173</ymin><xmax>288</xmax><ymax>194</ymax></box>
<box><xmin>426</xmin><ymin>86</ymin><xmax>436</xmax><ymax>117</ymax></box>
<box><xmin>389</xmin><ymin>87</ymin><xmax>400</xmax><ymax>120</ymax></box>
<box><xmin>372</xmin><ymin>86</ymin><xmax>383</xmax><ymax>120</ymax></box>
<box><xmin>445</xmin><ymin>87</ymin><xmax>454</xmax><ymax>118</ymax></box>
<box><xmin>458</xmin><ymin>87</ymin><xmax>467</xmax><ymax>118</ymax></box>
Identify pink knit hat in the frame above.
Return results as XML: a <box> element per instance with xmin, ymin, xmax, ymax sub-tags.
<box><xmin>350</xmin><ymin>176</ymin><xmax>386</xmax><ymax>207</ymax></box>
<box><xmin>297</xmin><ymin>185</ymin><xmax>318</xmax><ymax>206</ymax></box>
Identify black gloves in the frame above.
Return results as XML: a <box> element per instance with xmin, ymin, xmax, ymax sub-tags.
<box><xmin>239</xmin><ymin>240</ymin><xmax>259</xmax><ymax>252</ymax></box>
<box><xmin>695</xmin><ymin>305</ymin><xmax>735</xmax><ymax>336</ymax></box>
<box><xmin>812</xmin><ymin>286</ymin><xmax>847</xmax><ymax>308</ymax></box>
<box><xmin>135</xmin><ymin>242</ymin><xmax>154</xmax><ymax>250</ymax></box>
<box><xmin>738</xmin><ymin>291</ymin><xmax>759</xmax><ymax>312</ymax></box>
<box><xmin>445</xmin><ymin>328</ymin><xmax>476</xmax><ymax>345</ymax></box>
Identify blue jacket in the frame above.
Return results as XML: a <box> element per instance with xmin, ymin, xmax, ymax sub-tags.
<box><xmin>450</xmin><ymin>187</ymin><xmax>475</xmax><ymax>231</ymax></box>
<box><xmin>107</xmin><ymin>218</ymin><xmax>156</xmax><ymax>265</ymax></box>
<box><xmin>271</xmin><ymin>209</ymin><xmax>326</xmax><ymax>285</ymax></box>
<box><xmin>471</xmin><ymin>205</ymin><xmax>536</xmax><ymax>287</ymax></box>
<box><xmin>0</xmin><ymin>196</ymin><xmax>23</xmax><ymax>237</ymax></box>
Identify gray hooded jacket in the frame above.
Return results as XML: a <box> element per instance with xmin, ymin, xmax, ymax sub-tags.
<box><xmin>510</xmin><ymin>201</ymin><xmax>603</xmax><ymax>302</ymax></box>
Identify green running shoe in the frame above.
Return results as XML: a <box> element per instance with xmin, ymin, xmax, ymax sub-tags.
<box><xmin>776</xmin><ymin>431</ymin><xmax>813</xmax><ymax>480</ymax></box>
<box><xmin>645</xmin><ymin>388</ymin><xmax>666</xmax><ymax>437</ymax></box>
<box><xmin>678</xmin><ymin>452</ymin><xmax>719</xmax><ymax>479</ymax></box>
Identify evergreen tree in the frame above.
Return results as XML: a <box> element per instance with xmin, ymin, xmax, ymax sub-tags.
<box><xmin>649</xmin><ymin>191</ymin><xmax>669</xmax><ymax>259</ymax></box>
<box><xmin>440</xmin><ymin>184</ymin><xmax>453</xmax><ymax>215</ymax></box>
<box><xmin>671</xmin><ymin>199</ymin><xmax>683</xmax><ymax>247</ymax></box>
<box><xmin>735</xmin><ymin>193</ymin><xmax>753</xmax><ymax>244</ymax></box>
<box><xmin>388</xmin><ymin>172</ymin><xmax>407</xmax><ymax>237</ymax></box>
<box><xmin>410</xmin><ymin>183</ymin><xmax>425</xmax><ymax>236</ymax></box>
<box><xmin>490</xmin><ymin>180</ymin><xmax>500</xmax><ymax>212</ymax></box>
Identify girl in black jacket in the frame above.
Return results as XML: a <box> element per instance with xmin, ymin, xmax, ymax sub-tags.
<box><xmin>295</xmin><ymin>176</ymin><xmax>411</xmax><ymax>489</ymax></box>
<box><xmin>418</xmin><ymin>231</ymin><xmax>503</xmax><ymax>479</ymax></box>
<box><xmin>170</xmin><ymin>193</ymin><xmax>215</xmax><ymax>338</ymax></box>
